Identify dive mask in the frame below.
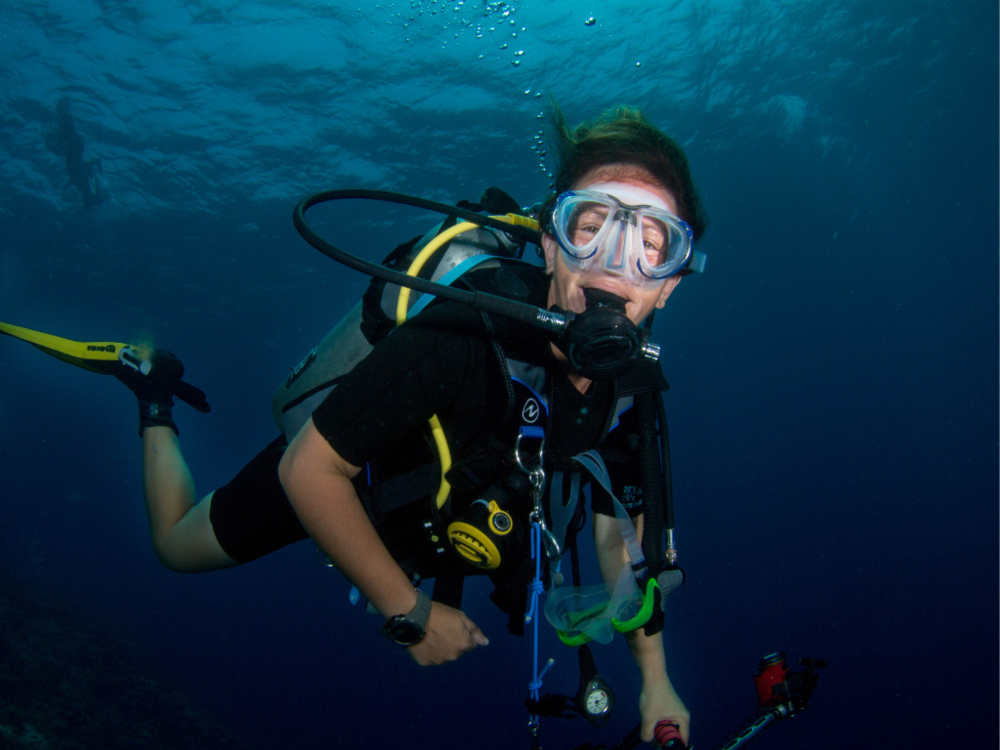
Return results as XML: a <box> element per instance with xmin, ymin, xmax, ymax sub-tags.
<box><xmin>551</xmin><ymin>183</ymin><xmax>694</xmax><ymax>285</ymax></box>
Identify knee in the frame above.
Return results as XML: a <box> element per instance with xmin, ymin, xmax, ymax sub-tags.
<box><xmin>151</xmin><ymin>538</ymin><xmax>197</xmax><ymax>573</ymax></box>
<box><xmin>150</xmin><ymin>515</ymin><xmax>238</xmax><ymax>573</ymax></box>
<box><xmin>148</xmin><ymin>492</ymin><xmax>237</xmax><ymax>573</ymax></box>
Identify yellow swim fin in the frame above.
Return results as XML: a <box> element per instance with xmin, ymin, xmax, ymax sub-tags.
<box><xmin>0</xmin><ymin>320</ymin><xmax>210</xmax><ymax>412</ymax></box>
<box><xmin>0</xmin><ymin>320</ymin><xmax>127</xmax><ymax>375</ymax></box>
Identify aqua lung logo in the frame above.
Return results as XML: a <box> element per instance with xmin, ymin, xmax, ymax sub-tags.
<box><xmin>521</xmin><ymin>398</ymin><xmax>540</xmax><ymax>423</ymax></box>
<box><xmin>87</xmin><ymin>344</ymin><xmax>116</xmax><ymax>353</ymax></box>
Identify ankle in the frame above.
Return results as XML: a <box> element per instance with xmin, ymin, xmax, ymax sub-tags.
<box><xmin>138</xmin><ymin>399</ymin><xmax>178</xmax><ymax>437</ymax></box>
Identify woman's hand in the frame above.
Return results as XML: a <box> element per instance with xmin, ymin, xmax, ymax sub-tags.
<box><xmin>640</xmin><ymin>680</ymin><xmax>690</xmax><ymax>745</ymax></box>
<box><xmin>406</xmin><ymin>601</ymin><xmax>489</xmax><ymax>666</ymax></box>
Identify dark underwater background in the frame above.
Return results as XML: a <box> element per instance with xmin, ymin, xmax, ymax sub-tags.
<box><xmin>0</xmin><ymin>1</ymin><xmax>996</xmax><ymax>748</ymax></box>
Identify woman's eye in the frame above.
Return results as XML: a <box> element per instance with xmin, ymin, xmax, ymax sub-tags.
<box><xmin>642</xmin><ymin>219</ymin><xmax>667</xmax><ymax>263</ymax></box>
<box><xmin>570</xmin><ymin>207</ymin><xmax>607</xmax><ymax>242</ymax></box>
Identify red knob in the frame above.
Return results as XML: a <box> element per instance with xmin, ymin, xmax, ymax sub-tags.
<box><xmin>654</xmin><ymin>721</ymin><xmax>685</xmax><ymax>749</ymax></box>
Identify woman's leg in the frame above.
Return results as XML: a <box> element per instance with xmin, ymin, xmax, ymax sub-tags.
<box><xmin>142</xmin><ymin>426</ymin><xmax>237</xmax><ymax>572</ymax></box>
<box><xmin>118</xmin><ymin>350</ymin><xmax>303</xmax><ymax>571</ymax></box>
<box><xmin>142</xmin><ymin>430</ymin><xmax>309</xmax><ymax>572</ymax></box>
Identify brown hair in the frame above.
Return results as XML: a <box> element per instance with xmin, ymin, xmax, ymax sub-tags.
<box><xmin>541</xmin><ymin>104</ymin><xmax>708</xmax><ymax>242</ymax></box>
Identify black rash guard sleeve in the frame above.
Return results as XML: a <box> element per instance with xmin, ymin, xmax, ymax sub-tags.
<box><xmin>310</xmin><ymin>301</ymin><xmax>502</xmax><ymax>468</ymax></box>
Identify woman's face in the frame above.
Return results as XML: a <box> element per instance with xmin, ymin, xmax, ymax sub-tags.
<box><xmin>542</xmin><ymin>167</ymin><xmax>683</xmax><ymax>326</ymax></box>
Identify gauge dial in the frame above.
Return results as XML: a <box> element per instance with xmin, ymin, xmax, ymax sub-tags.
<box><xmin>585</xmin><ymin>688</ymin><xmax>610</xmax><ymax>715</ymax></box>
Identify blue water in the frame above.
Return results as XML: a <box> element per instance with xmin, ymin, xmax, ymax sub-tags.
<box><xmin>1</xmin><ymin>0</ymin><xmax>996</xmax><ymax>748</ymax></box>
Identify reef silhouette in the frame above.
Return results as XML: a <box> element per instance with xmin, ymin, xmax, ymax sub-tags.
<box><xmin>0</xmin><ymin>567</ymin><xmax>245</xmax><ymax>749</ymax></box>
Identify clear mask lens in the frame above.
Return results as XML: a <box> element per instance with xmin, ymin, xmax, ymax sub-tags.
<box><xmin>553</xmin><ymin>191</ymin><xmax>693</xmax><ymax>283</ymax></box>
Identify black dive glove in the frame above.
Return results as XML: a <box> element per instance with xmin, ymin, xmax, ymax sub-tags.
<box><xmin>113</xmin><ymin>349</ymin><xmax>186</xmax><ymax>437</ymax></box>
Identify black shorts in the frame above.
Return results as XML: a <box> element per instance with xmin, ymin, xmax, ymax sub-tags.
<box><xmin>208</xmin><ymin>436</ymin><xmax>310</xmax><ymax>563</ymax></box>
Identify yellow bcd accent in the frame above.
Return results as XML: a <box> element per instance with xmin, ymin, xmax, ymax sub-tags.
<box><xmin>394</xmin><ymin>212</ymin><xmax>540</xmax><ymax>509</ymax></box>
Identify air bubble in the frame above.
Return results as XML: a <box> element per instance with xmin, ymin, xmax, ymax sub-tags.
<box><xmin>636</xmin><ymin>61</ymin><xmax>641</xmax><ymax>67</ymax></box>
<box><xmin>585</xmin><ymin>16</ymin><xmax>596</xmax><ymax>26</ymax></box>
<box><xmin>515</xmin><ymin>49</ymin><xmax>523</xmax><ymax>56</ymax></box>
<box><xmin>500</xmin><ymin>43</ymin><xmax>508</xmax><ymax>49</ymax></box>
<box><xmin>512</xmin><ymin>59</ymin><xmax>521</xmax><ymax>66</ymax></box>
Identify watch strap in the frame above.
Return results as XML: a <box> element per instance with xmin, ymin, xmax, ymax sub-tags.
<box><xmin>379</xmin><ymin>589</ymin><xmax>432</xmax><ymax>645</ymax></box>
<box><xmin>406</xmin><ymin>589</ymin><xmax>432</xmax><ymax>630</ymax></box>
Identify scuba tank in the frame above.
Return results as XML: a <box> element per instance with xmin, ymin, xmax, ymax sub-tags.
<box><xmin>273</xmin><ymin>190</ymin><xmax>529</xmax><ymax>443</ymax></box>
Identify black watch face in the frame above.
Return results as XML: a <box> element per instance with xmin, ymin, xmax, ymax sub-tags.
<box><xmin>387</xmin><ymin>618</ymin><xmax>424</xmax><ymax>646</ymax></box>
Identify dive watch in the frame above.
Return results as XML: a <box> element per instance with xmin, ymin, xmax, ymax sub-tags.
<box><xmin>379</xmin><ymin>589</ymin><xmax>431</xmax><ymax>646</ymax></box>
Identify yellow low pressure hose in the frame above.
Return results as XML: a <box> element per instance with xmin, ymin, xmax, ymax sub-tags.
<box><xmin>394</xmin><ymin>213</ymin><xmax>539</xmax><ymax>325</ymax></box>
<box><xmin>395</xmin><ymin>213</ymin><xmax>539</xmax><ymax>509</ymax></box>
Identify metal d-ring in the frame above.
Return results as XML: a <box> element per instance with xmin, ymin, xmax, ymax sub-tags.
<box><xmin>514</xmin><ymin>432</ymin><xmax>562</xmax><ymax>560</ymax></box>
<box><xmin>514</xmin><ymin>431</ymin><xmax>545</xmax><ymax>476</ymax></box>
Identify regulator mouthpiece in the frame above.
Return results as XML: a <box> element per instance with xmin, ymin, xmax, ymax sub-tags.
<box><xmin>556</xmin><ymin>288</ymin><xmax>658</xmax><ymax>380</ymax></box>
<box><xmin>583</xmin><ymin>287</ymin><xmax>628</xmax><ymax>312</ymax></box>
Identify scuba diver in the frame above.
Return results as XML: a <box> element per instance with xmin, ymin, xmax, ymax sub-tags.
<box><xmin>45</xmin><ymin>96</ymin><xmax>106</xmax><ymax>209</ymax></box>
<box><xmin>4</xmin><ymin>105</ymin><xmax>709</xmax><ymax>747</ymax></box>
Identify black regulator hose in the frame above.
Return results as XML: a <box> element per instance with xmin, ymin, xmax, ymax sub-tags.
<box><xmin>636</xmin><ymin>390</ymin><xmax>667</xmax><ymax>570</ymax></box>
<box><xmin>292</xmin><ymin>189</ymin><xmax>567</xmax><ymax>334</ymax></box>
<box><xmin>655</xmin><ymin>391</ymin><xmax>675</xmax><ymax>534</ymax></box>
